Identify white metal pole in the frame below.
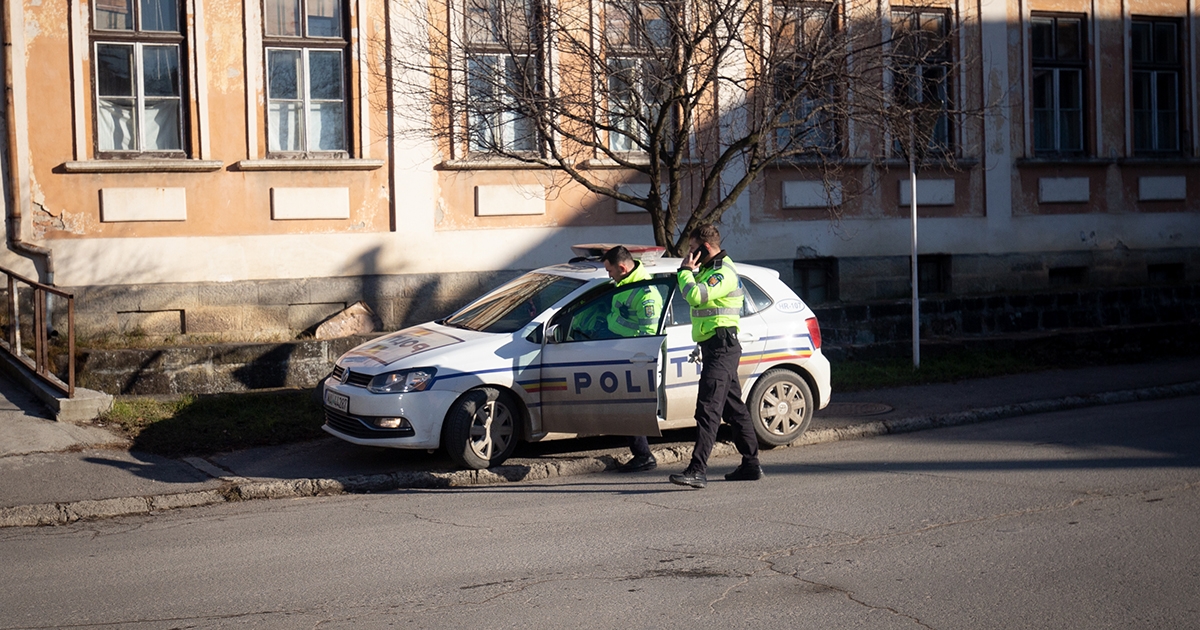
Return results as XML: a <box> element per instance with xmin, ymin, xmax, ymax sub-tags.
<box><xmin>909</xmin><ymin>121</ymin><xmax>920</xmax><ymax>369</ymax></box>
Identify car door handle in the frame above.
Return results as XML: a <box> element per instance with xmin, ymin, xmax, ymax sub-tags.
<box><xmin>738</xmin><ymin>333</ymin><xmax>758</xmax><ymax>342</ymax></box>
<box><xmin>630</xmin><ymin>353</ymin><xmax>655</xmax><ymax>364</ymax></box>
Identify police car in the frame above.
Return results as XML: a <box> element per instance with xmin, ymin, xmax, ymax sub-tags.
<box><xmin>321</xmin><ymin>245</ymin><xmax>832</xmax><ymax>470</ymax></box>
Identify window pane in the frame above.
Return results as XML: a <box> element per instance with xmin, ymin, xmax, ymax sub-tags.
<box><xmin>1131</xmin><ymin>71</ymin><xmax>1152</xmax><ymax>110</ymax></box>
<box><xmin>308</xmin><ymin>50</ymin><xmax>343</xmax><ymax>100</ymax></box>
<box><xmin>1156</xmin><ymin>73</ymin><xmax>1178</xmax><ymax>150</ymax></box>
<box><xmin>1153</xmin><ymin>23</ymin><xmax>1177</xmax><ymax>64</ymax></box>
<box><xmin>264</xmin><ymin>0</ymin><xmax>301</xmax><ymax>36</ymax></box>
<box><xmin>97</xmin><ymin>99</ymin><xmax>136</xmax><ymax>151</ymax></box>
<box><xmin>1031</xmin><ymin>69</ymin><xmax>1053</xmax><ymax>109</ymax></box>
<box><xmin>95</xmin><ymin>0</ymin><xmax>134</xmax><ymax>30</ymax></box>
<box><xmin>1056</xmin><ymin>18</ymin><xmax>1081</xmax><ymax>61</ymax></box>
<box><xmin>1057</xmin><ymin>69</ymin><xmax>1081</xmax><ymax>109</ymax></box>
<box><xmin>142</xmin><ymin>45</ymin><xmax>180</xmax><ymax>97</ymax></box>
<box><xmin>465</xmin><ymin>0</ymin><xmax>499</xmax><ymax>45</ymax></box>
<box><xmin>267</xmin><ymin>49</ymin><xmax>302</xmax><ymax>99</ymax></box>
<box><xmin>1132</xmin><ymin>111</ymin><xmax>1151</xmax><ymax>151</ymax></box>
<box><xmin>307</xmin><ymin>0</ymin><xmax>342</xmax><ymax>37</ymax></box>
<box><xmin>140</xmin><ymin>0</ymin><xmax>179</xmax><ymax>32</ymax></box>
<box><xmin>1030</xmin><ymin>18</ymin><xmax>1053</xmax><ymax>60</ymax></box>
<box><xmin>605</xmin><ymin>1</ymin><xmax>635</xmax><ymax>49</ymax></box>
<box><xmin>144</xmin><ymin>99</ymin><xmax>182</xmax><ymax>150</ymax></box>
<box><xmin>1059</xmin><ymin>110</ymin><xmax>1082</xmax><ymax>151</ymax></box>
<box><xmin>1131</xmin><ymin>22</ymin><xmax>1152</xmax><ymax>64</ymax></box>
<box><xmin>308</xmin><ymin>101</ymin><xmax>345</xmax><ymax>150</ymax></box>
<box><xmin>269</xmin><ymin>102</ymin><xmax>304</xmax><ymax>151</ymax></box>
<box><xmin>96</xmin><ymin>44</ymin><xmax>135</xmax><ymax>97</ymax></box>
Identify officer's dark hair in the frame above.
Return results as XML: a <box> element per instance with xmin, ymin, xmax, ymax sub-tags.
<box><xmin>602</xmin><ymin>245</ymin><xmax>634</xmax><ymax>266</ymax></box>
<box><xmin>690</xmin><ymin>224</ymin><xmax>721</xmax><ymax>248</ymax></box>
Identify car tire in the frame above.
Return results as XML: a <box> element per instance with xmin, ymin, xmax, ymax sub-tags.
<box><xmin>443</xmin><ymin>387</ymin><xmax>520</xmax><ymax>470</ymax></box>
<box><xmin>747</xmin><ymin>369</ymin><xmax>813</xmax><ymax>448</ymax></box>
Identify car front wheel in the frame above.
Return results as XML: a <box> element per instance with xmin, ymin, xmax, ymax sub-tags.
<box><xmin>747</xmin><ymin>369</ymin><xmax>813</xmax><ymax>447</ymax></box>
<box><xmin>443</xmin><ymin>387</ymin><xmax>520</xmax><ymax>469</ymax></box>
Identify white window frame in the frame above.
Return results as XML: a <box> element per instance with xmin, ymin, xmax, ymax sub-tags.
<box><xmin>1030</xmin><ymin>14</ymin><xmax>1087</xmax><ymax>155</ymax></box>
<box><xmin>265</xmin><ymin>47</ymin><xmax>348</xmax><ymax>154</ymax></box>
<box><xmin>1130</xmin><ymin>18</ymin><xmax>1183</xmax><ymax>154</ymax></box>
<box><xmin>771</xmin><ymin>0</ymin><xmax>839</xmax><ymax>155</ymax></box>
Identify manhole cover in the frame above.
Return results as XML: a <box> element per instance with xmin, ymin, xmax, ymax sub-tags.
<box><xmin>821</xmin><ymin>402</ymin><xmax>894</xmax><ymax>417</ymax></box>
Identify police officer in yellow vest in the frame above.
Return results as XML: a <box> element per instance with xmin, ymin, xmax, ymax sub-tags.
<box><xmin>669</xmin><ymin>225</ymin><xmax>762</xmax><ymax>489</ymax></box>
<box><xmin>601</xmin><ymin>246</ymin><xmax>664</xmax><ymax>472</ymax></box>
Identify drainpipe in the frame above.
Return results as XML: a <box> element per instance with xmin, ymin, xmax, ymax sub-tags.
<box><xmin>3</xmin><ymin>0</ymin><xmax>55</xmax><ymax>329</ymax></box>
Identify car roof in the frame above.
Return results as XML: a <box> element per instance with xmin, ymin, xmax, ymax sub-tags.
<box><xmin>535</xmin><ymin>256</ymin><xmax>780</xmax><ymax>282</ymax></box>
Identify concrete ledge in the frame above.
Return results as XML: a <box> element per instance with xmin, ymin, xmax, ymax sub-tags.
<box><xmin>4</xmin><ymin>380</ymin><xmax>1197</xmax><ymax>527</ymax></box>
<box><xmin>0</xmin><ymin>351</ymin><xmax>113</xmax><ymax>423</ymax></box>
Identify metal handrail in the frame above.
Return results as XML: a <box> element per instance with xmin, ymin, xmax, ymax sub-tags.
<box><xmin>0</xmin><ymin>265</ymin><xmax>74</xmax><ymax>397</ymax></box>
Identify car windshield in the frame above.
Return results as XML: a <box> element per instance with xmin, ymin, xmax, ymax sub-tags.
<box><xmin>441</xmin><ymin>273</ymin><xmax>586</xmax><ymax>333</ymax></box>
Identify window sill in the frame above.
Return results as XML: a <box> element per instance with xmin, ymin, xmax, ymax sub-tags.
<box><xmin>61</xmin><ymin>159</ymin><xmax>224</xmax><ymax>173</ymax></box>
<box><xmin>878</xmin><ymin>157</ymin><xmax>981</xmax><ymax>169</ymax></box>
<box><xmin>768</xmin><ymin>157</ymin><xmax>873</xmax><ymax>168</ymax></box>
<box><xmin>582</xmin><ymin>156</ymin><xmax>652</xmax><ymax>168</ymax></box>
<box><xmin>1015</xmin><ymin>157</ymin><xmax>1115</xmax><ymax>167</ymax></box>
<box><xmin>1116</xmin><ymin>156</ymin><xmax>1200</xmax><ymax>167</ymax></box>
<box><xmin>236</xmin><ymin>159</ymin><xmax>384</xmax><ymax>172</ymax></box>
<box><xmin>438</xmin><ymin>157</ymin><xmax>553</xmax><ymax>170</ymax></box>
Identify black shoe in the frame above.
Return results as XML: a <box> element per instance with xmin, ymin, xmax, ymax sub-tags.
<box><xmin>669</xmin><ymin>470</ymin><xmax>707</xmax><ymax>489</ymax></box>
<box><xmin>618</xmin><ymin>454</ymin><xmax>657</xmax><ymax>473</ymax></box>
<box><xmin>724</xmin><ymin>464</ymin><xmax>764</xmax><ymax>481</ymax></box>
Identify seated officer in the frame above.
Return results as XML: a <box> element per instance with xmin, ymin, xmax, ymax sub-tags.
<box><xmin>600</xmin><ymin>246</ymin><xmax>663</xmax><ymax>473</ymax></box>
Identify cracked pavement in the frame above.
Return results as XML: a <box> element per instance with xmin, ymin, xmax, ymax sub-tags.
<box><xmin>2</xmin><ymin>396</ymin><xmax>1198</xmax><ymax>629</ymax></box>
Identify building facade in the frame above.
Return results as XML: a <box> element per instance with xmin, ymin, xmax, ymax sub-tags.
<box><xmin>2</xmin><ymin>0</ymin><xmax>1197</xmax><ymax>341</ymax></box>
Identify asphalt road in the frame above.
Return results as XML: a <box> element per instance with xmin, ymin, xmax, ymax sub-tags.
<box><xmin>2</xmin><ymin>396</ymin><xmax>1198</xmax><ymax>629</ymax></box>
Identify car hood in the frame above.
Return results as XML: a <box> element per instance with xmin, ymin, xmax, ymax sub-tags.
<box><xmin>336</xmin><ymin>323</ymin><xmax>498</xmax><ymax>373</ymax></box>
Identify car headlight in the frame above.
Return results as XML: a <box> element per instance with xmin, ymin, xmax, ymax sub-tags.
<box><xmin>367</xmin><ymin>368</ymin><xmax>437</xmax><ymax>394</ymax></box>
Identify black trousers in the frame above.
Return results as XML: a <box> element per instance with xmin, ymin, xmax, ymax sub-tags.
<box><xmin>687</xmin><ymin>327</ymin><xmax>759</xmax><ymax>474</ymax></box>
<box><xmin>629</xmin><ymin>435</ymin><xmax>651</xmax><ymax>458</ymax></box>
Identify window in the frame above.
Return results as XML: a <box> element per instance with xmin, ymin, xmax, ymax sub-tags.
<box><xmin>1048</xmin><ymin>265</ymin><xmax>1087</xmax><ymax>287</ymax></box>
<box><xmin>793</xmin><ymin>258</ymin><xmax>837</xmax><ymax>304</ymax></box>
<box><xmin>916</xmin><ymin>254</ymin><xmax>951</xmax><ymax>295</ymax></box>
<box><xmin>263</xmin><ymin>0</ymin><xmax>349</xmax><ymax>155</ymax></box>
<box><xmin>890</xmin><ymin>8</ymin><xmax>953</xmax><ymax>155</ymax></box>
<box><xmin>556</xmin><ymin>278</ymin><xmax>673</xmax><ymax>341</ymax></box>
<box><xmin>1031</xmin><ymin>14</ymin><xmax>1086</xmax><ymax>155</ymax></box>
<box><xmin>464</xmin><ymin>0</ymin><xmax>542</xmax><ymax>154</ymax></box>
<box><xmin>1131</xmin><ymin>18</ymin><xmax>1182</xmax><ymax>153</ymax></box>
<box><xmin>772</xmin><ymin>1</ymin><xmax>838</xmax><ymax>154</ymax></box>
<box><xmin>603</xmin><ymin>0</ymin><xmax>672</xmax><ymax>152</ymax></box>
<box><xmin>91</xmin><ymin>0</ymin><xmax>186</xmax><ymax>155</ymax></box>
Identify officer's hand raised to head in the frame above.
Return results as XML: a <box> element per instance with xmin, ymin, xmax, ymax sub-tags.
<box><xmin>680</xmin><ymin>248</ymin><xmax>702</xmax><ymax>272</ymax></box>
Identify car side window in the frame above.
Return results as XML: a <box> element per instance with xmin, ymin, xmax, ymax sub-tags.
<box><xmin>667</xmin><ymin>278</ymin><xmax>773</xmax><ymax>326</ymax></box>
<box><xmin>554</xmin><ymin>278</ymin><xmax>673</xmax><ymax>342</ymax></box>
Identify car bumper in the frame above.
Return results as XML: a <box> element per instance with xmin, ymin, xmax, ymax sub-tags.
<box><xmin>321</xmin><ymin>381</ymin><xmax>462</xmax><ymax>450</ymax></box>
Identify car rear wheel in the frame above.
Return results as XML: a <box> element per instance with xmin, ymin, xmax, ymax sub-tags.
<box><xmin>747</xmin><ymin>369</ymin><xmax>813</xmax><ymax>448</ymax></box>
<box><xmin>443</xmin><ymin>387</ymin><xmax>519</xmax><ymax>469</ymax></box>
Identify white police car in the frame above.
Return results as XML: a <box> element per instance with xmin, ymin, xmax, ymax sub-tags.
<box><xmin>321</xmin><ymin>245</ymin><xmax>831</xmax><ymax>469</ymax></box>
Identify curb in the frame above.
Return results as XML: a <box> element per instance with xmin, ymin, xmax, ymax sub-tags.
<box><xmin>4</xmin><ymin>380</ymin><xmax>1198</xmax><ymax>528</ymax></box>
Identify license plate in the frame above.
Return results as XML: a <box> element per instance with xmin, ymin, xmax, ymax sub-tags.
<box><xmin>325</xmin><ymin>390</ymin><xmax>349</xmax><ymax>413</ymax></box>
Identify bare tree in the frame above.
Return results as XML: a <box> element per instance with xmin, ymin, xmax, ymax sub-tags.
<box><xmin>388</xmin><ymin>0</ymin><xmax>980</xmax><ymax>255</ymax></box>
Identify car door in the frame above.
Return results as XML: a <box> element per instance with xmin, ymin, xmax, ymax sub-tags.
<box><xmin>660</xmin><ymin>278</ymin><xmax>769</xmax><ymax>424</ymax></box>
<box><xmin>538</xmin><ymin>277</ymin><xmax>674</xmax><ymax>437</ymax></box>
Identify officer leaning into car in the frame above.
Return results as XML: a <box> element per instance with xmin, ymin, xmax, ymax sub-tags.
<box><xmin>669</xmin><ymin>224</ymin><xmax>762</xmax><ymax>489</ymax></box>
<box><xmin>600</xmin><ymin>245</ymin><xmax>664</xmax><ymax>473</ymax></box>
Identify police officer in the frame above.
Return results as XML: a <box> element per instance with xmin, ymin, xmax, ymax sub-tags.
<box><xmin>601</xmin><ymin>246</ymin><xmax>663</xmax><ymax>473</ymax></box>
<box><xmin>669</xmin><ymin>225</ymin><xmax>762</xmax><ymax>489</ymax></box>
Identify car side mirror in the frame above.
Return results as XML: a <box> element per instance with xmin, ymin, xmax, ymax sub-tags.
<box><xmin>544</xmin><ymin>323</ymin><xmax>561</xmax><ymax>344</ymax></box>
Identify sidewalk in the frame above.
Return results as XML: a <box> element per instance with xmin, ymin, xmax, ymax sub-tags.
<box><xmin>3</xmin><ymin>357</ymin><xmax>1199</xmax><ymax>527</ymax></box>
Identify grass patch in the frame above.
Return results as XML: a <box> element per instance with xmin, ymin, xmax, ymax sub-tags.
<box><xmin>831</xmin><ymin>348</ymin><xmax>1056</xmax><ymax>392</ymax></box>
<box><xmin>100</xmin><ymin>389</ymin><xmax>326</xmax><ymax>457</ymax></box>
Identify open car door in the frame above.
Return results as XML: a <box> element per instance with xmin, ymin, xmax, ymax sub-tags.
<box><xmin>538</xmin><ymin>277</ymin><xmax>674</xmax><ymax>436</ymax></box>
